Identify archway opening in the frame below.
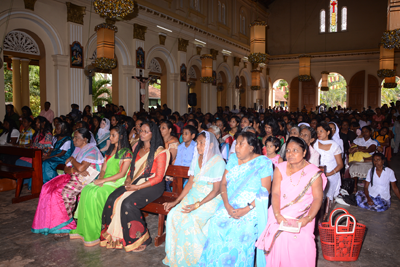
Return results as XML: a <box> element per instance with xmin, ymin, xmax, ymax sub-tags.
<box><xmin>148</xmin><ymin>57</ymin><xmax>166</xmax><ymax>110</ymax></box>
<box><xmin>272</xmin><ymin>79</ymin><xmax>288</xmax><ymax>107</ymax></box>
<box><xmin>318</xmin><ymin>72</ymin><xmax>347</xmax><ymax>108</ymax></box>
<box><xmin>381</xmin><ymin>77</ymin><xmax>400</xmax><ymax>106</ymax></box>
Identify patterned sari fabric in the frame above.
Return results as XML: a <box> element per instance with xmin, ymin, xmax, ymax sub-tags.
<box><xmin>163</xmin><ymin>155</ymin><xmax>226</xmax><ymax>266</ymax></box>
<box><xmin>31</xmin><ymin>144</ymin><xmax>103</xmax><ymax>235</ymax></box>
<box><xmin>42</xmin><ymin>136</ymin><xmax>74</xmax><ymax>184</ymax></box>
<box><xmin>255</xmin><ymin>162</ymin><xmax>327</xmax><ymax>267</ymax></box>
<box><xmin>355</xmin><ymin>191</ymin><xmax>390</xmax><ymax>212</ymax></box>
<box><xmin>100</xmin><ymin>147</ymin><xmax>170</xmax><ymax>252</ymax></box>
<box><xmin>96</xmin><ymin>132</ymin><xmax>110</xmax><ymax>156</ymax></box>
<box><xmin>198</xmin><ymin>154</ymin><xmax>273</xmax><ymax>267</ymax></box>
<box><xmin>69</xmin><ymin>148</ymin><xmax>133</xmax><ymax>246</ymax></box>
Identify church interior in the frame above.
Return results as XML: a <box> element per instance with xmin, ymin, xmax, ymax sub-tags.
<box><xmin>1</xmin><ymin>0</ymin><xmax>400</xmax><ymax>266</ymax></box>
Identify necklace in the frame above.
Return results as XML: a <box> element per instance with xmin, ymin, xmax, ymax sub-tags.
<box><xmin>142</xmin><ymin>146</ymin><xmax>150</xmax><ymax>153</ymax></box>
<box><xmin>289</xmin><ymin>160</ymin><xmax>306</xmax><ymax>187</ymax></box>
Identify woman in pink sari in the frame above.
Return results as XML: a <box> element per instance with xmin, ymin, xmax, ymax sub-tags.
<box><xmin>32</xmin><ymin>128</ymin><xmax>103</xmax><ymax>236</ymax></box>
<box><xmin>256</xmin><ymin>137</ymin><xmax>327</xmax><ymax>267</ymax></box>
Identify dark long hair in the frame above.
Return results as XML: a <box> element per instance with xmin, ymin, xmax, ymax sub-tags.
<box><xmin>237</xmin><ymin>132</ymin><xmax>261</xmax><ymax>155</ymax></box>
<box><xmin>55</xmin><ymin>121</ymin><xmax>70</xmax><ymax>138</ymax></box>
<box><xmin>130</xmin><ymin>121</ymin><xmax>164</xmax><ymax>178</ymax></box>
<box><xmin>370</xmin><ymin>153</ymin><xmax>386</xmax><ymax>187</ymax></box>
<box><xmin>264</xmin><ymin>117</ymin><xmax>280</xmax><ymax>137</ymax></box>
<box><xmin>105</xmin><ymin>125</ymin><xmax>131</xmax><ymax>159</ymax></box>
<box><xmin>317</xmin><ymin>121</ymin><xmax>332</xmax><ymax>140</ymax></box>
<box><xmin>375</xmin><ymin>127</ymin><xmax>389</xmax><ymax>141</ymax></box>
<box><xmin>160</xmin><ymin>120</ymin><xmax>177</xmax><ymax>138</ymax></box>
<box><xmin>33</xmin><ymin>116</ymin><xmax>53</xmax><ymax>142</ymax></box>
<box><xmin>3</xmin><ymin>118</ymin><xmax>18</xmax><ymax>143</ymax></box>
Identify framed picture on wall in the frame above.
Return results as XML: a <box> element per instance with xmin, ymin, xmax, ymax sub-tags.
<box><xmin>70</xmin><ymin>41</ymin><xmax>84</xmax><ymax>69</ymax></box>
<box><xmin>136</xmin><ymin>47</ymin><xmax>145</xmax><ymax>69</ymax></box>
<box><xmin>180</xmin><ymin>64</ymin><xmax>187</xmax><ymax>82</ymax></box>
<box><xmin>212</xmin><ymin>71</ymin><xmax>217</xmax><ymax>86</ymax></box>
<box><xmin>235</xmin><ymin>76</ymin><xmax>239</xmax><ymax>88</ymax></box>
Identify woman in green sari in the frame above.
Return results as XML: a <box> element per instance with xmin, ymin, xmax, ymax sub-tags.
<box><xmin>70</xmin><ymin>125</ymin><xmax>132</xmax><ymax>246</ymax></box>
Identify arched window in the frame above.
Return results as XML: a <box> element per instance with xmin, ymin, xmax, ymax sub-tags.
<box><xmin>329</xmin><ymin>0</ymin><xmax>337</xmax><ymax>32</ymax></box>
<box><xmin>218</xmin><ymin>1</ymin><xmax>221</xmax><ymax>22</ymax></box>
<box><xmin>341</xmin><ymin>6</ymin><xmax>347</xmax><ymax>31</ymax></box>
<box><xmin>222</xmin><ymin>4</ymin><xmax>226</xmax><ymax>24</ymax></box>
<box><xmin>320</xmin><ymin>10</ymin><xmax>326</xmax><ymax>33</ymax></box>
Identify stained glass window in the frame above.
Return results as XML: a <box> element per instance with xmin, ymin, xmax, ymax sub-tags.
<box><xmin>341</xmin><ymin>7</ymin><xmax>347</xmax><ymax>31</ymax></box>
<box><xmin>329</xmin><ymin>0</ymin><xmax>338</xmax><ymax>32</ymax></box>
<box><xmin>320</xmin><ymin>10</ymin><xmax>326</xmax><ymax>33</ymax></box>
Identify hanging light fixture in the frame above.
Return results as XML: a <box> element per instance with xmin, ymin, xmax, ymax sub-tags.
<box><xmin>378</xmin><ymin>44</ymin><xmax>395</xmax><ymax>78</ymax></box>
<box><xmin>298</xmin><ymin>54</ymin><xmax>311</xmax><ymax>82</ymax></box>
<box><xmin>200</xmin><ymin>54</ymin><xmax>213</xmax><ymax>83</ymax></box>
<box><xmin>249</xmin><ymin>20</ymin><xmax>267</xmax><ymax>64</ymax></box>
<box><xmin>94</xmin><ymin>0</ymin><xmax>134</xmax><ymax>20</ymax></box>
<box><xmin>94</xmin><ymin>23</ymin><xmax>118</xmax><ymax>70</ymax></box>
<box><xmin>251</xmin><ymin>69</ymin><xmax>261</xmax><ymax>90</ymax></box>
<box><xmin>384</xmin><ymin>64</ymin><xmax>397</xmax><ymax>88</ymax></box>
<box><xmin>321</xmin><ymin>71</ymin><xmax>329</xmax><ymax>91</ymax></box>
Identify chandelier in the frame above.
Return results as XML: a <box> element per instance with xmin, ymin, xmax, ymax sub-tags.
<box><xmin>94</xmin><ymin>0</ymin><xmax>134</xmax><ymax>19</ymax></box>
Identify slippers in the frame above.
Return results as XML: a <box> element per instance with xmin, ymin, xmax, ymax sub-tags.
<box><xmin>132</xmin><ymin>245</ymin><xmax>147</xmax><ymax>253</ymax></box>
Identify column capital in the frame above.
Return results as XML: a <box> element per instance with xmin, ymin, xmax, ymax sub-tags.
<box><xmin>20</xmin><ymin>59</ymin><xmax>31</xmax><ymax>63</ymax></box>
<box><xmin>66</xmin><ymin>2</ymin><xmax>86</xmax><ymax>25</ymax></box>
<box><xmin>10</xmin><ymin>57</ymin><xmax>21</xmax><ymax>61</ymax></box>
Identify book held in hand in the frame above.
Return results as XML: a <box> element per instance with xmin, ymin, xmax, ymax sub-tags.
<box><xmin>278</xmin><ymin>218</ymin><xmax>301</xmax><ymax>233</ymax></box>
<box><xmin>77</xmin><ymin>166</ymin><xmax>100</xmax><ymax>185</ymax></box>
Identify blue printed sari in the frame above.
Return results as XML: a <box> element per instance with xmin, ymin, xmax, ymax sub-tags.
<box><xmin>198</xmin><ymin>154</ymin><xmax>273</xmax><ymax>267</ymax></box>
<box><xmin>42</xmin><ymin>136</ymin><xmax>75</xmax><ymax>184</ymax></box>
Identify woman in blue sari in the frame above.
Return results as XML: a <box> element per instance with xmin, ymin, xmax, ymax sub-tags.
<box><xmin>96</xmin><ymin>118</ymin><xmax>110</xmax><ymax>156</ymax></box>
<box><xmin>42</xmin><ymin>121</ymin><xmax>74</xmax><ymax>184</ymax></box>
<box><xmin>163</xmin><ymin>131</ymin><xmax>226</xmax><ymax>266</ymax></box>
<box><xmin>198</xmin><ymin>132</ymin><xmax>273</xmax><ymax>267</ymax></box>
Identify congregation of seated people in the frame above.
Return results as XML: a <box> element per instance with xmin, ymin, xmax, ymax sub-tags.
<box><xmin>2</xmin><ymin>101</ymin><xmax>400</xmax><ymax>267</ymax></box>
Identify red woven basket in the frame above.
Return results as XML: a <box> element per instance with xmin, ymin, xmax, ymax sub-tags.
<box><xmin>318</xmin><ymin>208</ymin><xmax>366</xmax><ymax>261</ymax></box>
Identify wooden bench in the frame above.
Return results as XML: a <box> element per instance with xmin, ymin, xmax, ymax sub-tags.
<box><xmin>0</xmin><ymin>146</ymin><xmax>43</xmax><ymax>203</ymax></box>
<box><xmin>141</xmin><ymin>165</ymin><xmax>189</xmax><ymax>247</ymax></box>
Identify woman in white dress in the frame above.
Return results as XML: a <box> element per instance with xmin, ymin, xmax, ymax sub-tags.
<box><xmin>313</xmin><ymin>122</ymin><xmax>343</xmax><ymax>200</ymax></box>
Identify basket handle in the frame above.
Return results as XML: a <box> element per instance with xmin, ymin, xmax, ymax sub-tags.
<box><xmin>335</xmin><ymin>214</ymin><xmax>356</xmax><ymax>234</ymax></box>
<box><xmin>329</xmin><ymin>208</ymin><xmax>349</xmax><ymax>227</ymax></box>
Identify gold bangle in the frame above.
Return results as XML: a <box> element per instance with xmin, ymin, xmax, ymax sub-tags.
<box><xmin>221</xmin><ymin>191</ymin><xmax>226</xmax><ymax>195</ymax></box>
<box><xmin>275</xmin><ymin>213</ymin><xmax>280</xmax><ymax>217</ymax></box>
<box><xmin>307</xmin><ymin>215</ymin><xmax>313</xmax><ymax>221</ymax></box>
<box><xmin>194</xmin><ymin>201</ymin><xmax>200</xmax><ymax>210</ymax></box>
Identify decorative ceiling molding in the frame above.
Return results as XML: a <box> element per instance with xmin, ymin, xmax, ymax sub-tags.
<box><xmin>3</xmin><ymin>30</ymin><xmax>40</xmax><ymax>55</ymax></box>
<box><xmin>149</xmin><ymin>58</ymin><xmax>162</xmax><ymax>73</ymax></box>
<box><xmin>137</xmin><ymin>4</ymin><xmax>250</xmax><ymax>53</ymax></box>
<box><xmin>188</xmin><ymin>66</ymin><xmax>196</xmax><ymax>79</ymax></box>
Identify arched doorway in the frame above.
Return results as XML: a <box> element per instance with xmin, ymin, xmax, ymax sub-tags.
<box><xmin>148</xmin><ymin>57</ymin><xmax>167</xmax><ymax>108</ymax></box>
<box><xmin>381</xmin><ymin>76</ymin><xmax>400</xmax><ymax>106</ymax></box>
<box><xmin>272</xmin><ymin>79</ymin><xmax>288</xmax><ymax>108</ymax></box>
<box><xmin>188</xmin><ymin>65</ymin><xmax>201</xmax><ymax>109</ymax></box>
<box><xmin>217</xmin><ymin>71</ymin><xmax>227</xmax><ymax>108</ymax></box>
<box><xmin>348</xmin><ymin>70</ymin><xmax>365</xmax><ymax>111</ymax></box>
<box><xmin>239</xmin><ymin>76</ymin><xmax>247</xmax><ymax>108</ymax></box>
<box><xmin>3</xmin><ymin>30</ymin><xmax>46</xmax><ymax>116</ymax></box>
<box><xmin>318</xmin><ymin>72</ymin><xmax>347</xmax><ymax>108</ymax></box>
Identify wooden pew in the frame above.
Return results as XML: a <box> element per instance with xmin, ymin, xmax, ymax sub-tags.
<box><xmin>0</xmin><ymin>146</ymin><xmax>43</xmax><ymax>203</ymax></box>
<box><xmin>141</xmin><ymin>165</ymin><xmax>189</xmax><ymax>247</ymax></box>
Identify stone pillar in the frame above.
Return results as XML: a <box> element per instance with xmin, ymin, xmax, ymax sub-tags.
<box><xmin>121</xmin><ymin>65</ymin><xmax>135</xmax><ymax>115</ymax></box>
<box><xmin>0</xmin><ymin>50</ymin><xmax>5</xmax><ymax>119</ymax></box>
<box><xmin>201</xmin><ymin>83</ymin><xmax>209</xmax><ymax>113</ymax></box>
<box><xmin>177</xmin><ymin>39</ymin><xmax>188</xmax><ymax>114</ymax></box>
<box><xmin>169</xmin><ymin>74</ymin><xmax>179</xmax><ymax>111</ymax></box>
<box><xmin>52</xmin><ymin>55</ymin><xmax>70</xmax><ymax>116</ymax></box>
<box><xmin>11</xmin><ymin>57</ymin><xmax>22</xmax><ymax>113</ymax></box>
<box><xmin>20</xmin><ymin>59</ymin><xmax>30</xmax><ymax>108</ymax></box>
<box><xmin>133</xmin><ymin>24</ymin><xmax>147</xmax><ymax>113</ymax></box>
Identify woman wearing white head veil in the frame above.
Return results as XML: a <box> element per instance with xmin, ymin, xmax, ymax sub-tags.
<box><xmin>96</xmin><ymin>118</ymin><xmax>111</xmax><ymax>156</ymax></box>
<box><xmin>163</xmin><ymin>131</ymin><xmax>226</xmax><ymax>267</ymax></box>
<box><xmin>329</xmin><ymin>122</ymin><xmax>344</xmax><ymax>154</ymax></box>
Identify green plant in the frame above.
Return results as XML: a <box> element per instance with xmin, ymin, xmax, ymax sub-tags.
<box><xmin>92</xmin><ymin>73</ymin><xmax>112</xmax><ymax>107</ymax></box>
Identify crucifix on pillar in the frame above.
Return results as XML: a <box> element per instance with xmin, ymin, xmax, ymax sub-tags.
<box><xmin>132</xmin><ymin>69</ymin><xmax>153</xmax><ymax>112</ymax></box>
